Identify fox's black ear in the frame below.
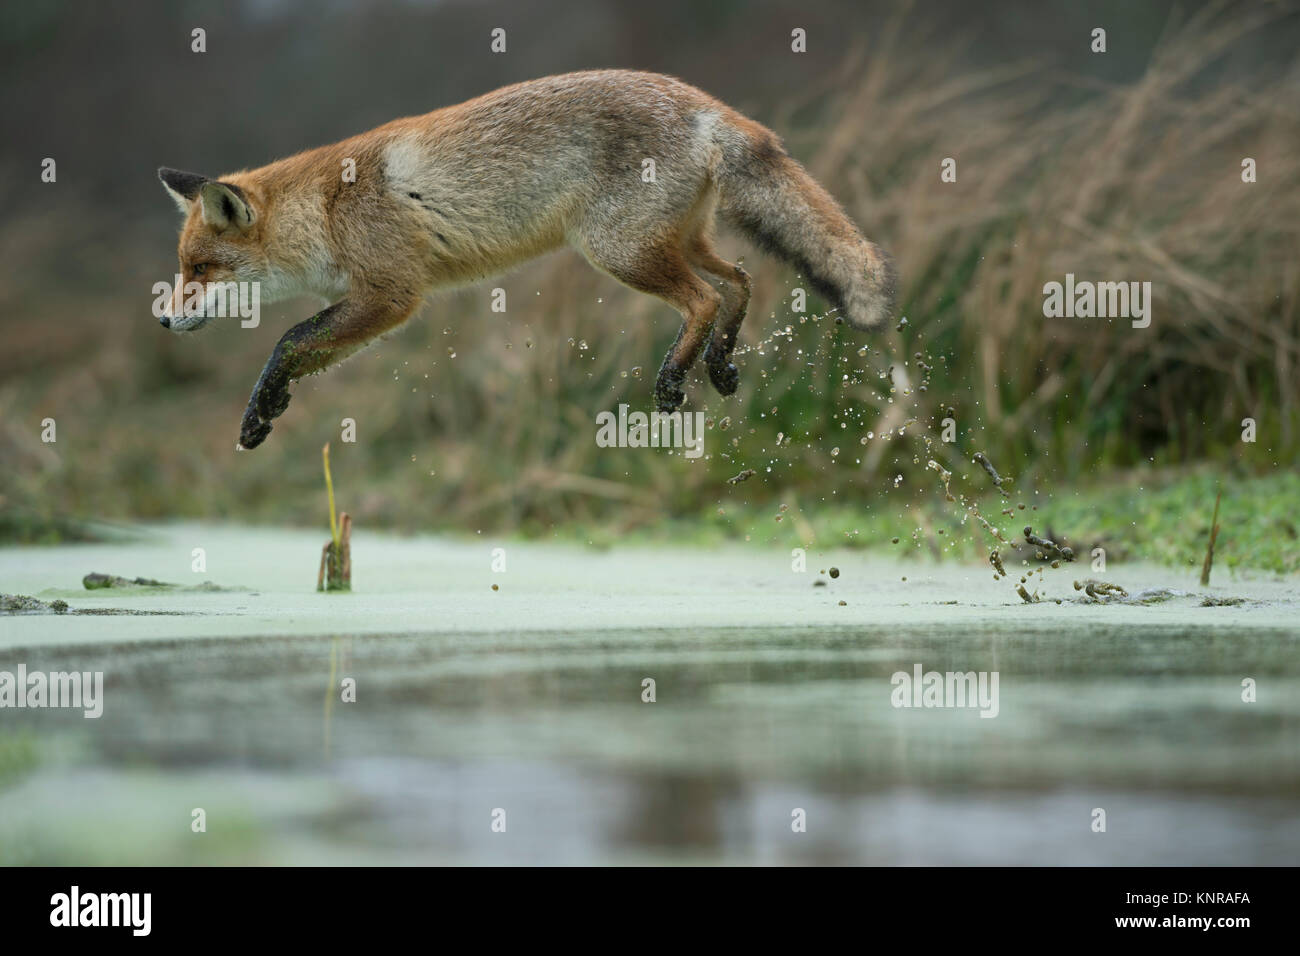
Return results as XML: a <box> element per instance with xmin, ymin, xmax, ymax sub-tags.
<box><xmin>158</xmin><ymin>167</ymin><xmax>209</xmax><ymax>214</ymax></box>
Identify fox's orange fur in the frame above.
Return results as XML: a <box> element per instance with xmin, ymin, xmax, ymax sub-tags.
<box><xmin>158</xmin><ymin>69</ymin><xmax>895</xmax><ymax>449</ymax></box>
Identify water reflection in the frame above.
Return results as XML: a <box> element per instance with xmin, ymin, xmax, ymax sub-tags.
<box><xmin>1</xmin><ymin>623</ymin><xmax>1297</xmax><ymax>864</ymax></box>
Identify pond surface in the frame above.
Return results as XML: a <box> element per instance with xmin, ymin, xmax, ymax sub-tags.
<box><xmin>2</xmin><ymin>620</ymin><xmax>1296</xmax><ymax>864</ymax></box>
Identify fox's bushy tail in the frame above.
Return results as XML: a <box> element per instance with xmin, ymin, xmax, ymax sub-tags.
<box><xmin>717</xmin><ymin>126</ymin><xmax>895</xmax><ymax>331</ymax></box>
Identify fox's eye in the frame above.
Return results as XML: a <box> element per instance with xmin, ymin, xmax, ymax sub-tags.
<box><xmin>192</xmin><ymin>263</ymin><xmax>208</xmax><ymax>276</ymax></box>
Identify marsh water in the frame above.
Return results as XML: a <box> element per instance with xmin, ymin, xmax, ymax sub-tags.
<box><xmin>2</xmin><ymin>620</ymin><xmax>1298</xmax><ymax>865</ymax></box>
<box><xmin>1</xmin><ymin>526</ymin><xmax>1297</xmax><ymax>864</ymax></box>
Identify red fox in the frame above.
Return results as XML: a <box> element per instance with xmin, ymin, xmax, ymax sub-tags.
<box><xmin>158</xmin><ymin>70</ymin><xmax>895</xmax><ymax>449</ymax></box>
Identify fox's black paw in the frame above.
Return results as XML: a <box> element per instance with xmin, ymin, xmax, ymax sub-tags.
<box><xmin>655</xmin><ymin>387</ymin><xmax>685</xmax><ymax>414</ymax></box>
<box><xmin>238</xmin><ymin>405</ymin><xmax>273</xmax><ymax>450</ymax></box>
<box><xmin>255</xmin><ymin>379</ymin><xmax>291</xmax><ymax>421</ymax></box>
<box><xmin>239</xmin><ymin>371</ymin><xmax>291</xmax><ymax>449</ymax></box>
<box><xmin>654</xmin><ymin>366</ymin><xmax>686</xmax><ymax>414</ymax></box>
<box><xmin>706</xmin><ymin>356</ymin><xmax>739</xmax><ymax>396</ymax></box>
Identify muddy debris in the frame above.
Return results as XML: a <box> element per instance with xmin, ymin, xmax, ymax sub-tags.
<box><xmin>1074</xmin><ymin>579</ymin><xmax>1129</xmax><ymax>602</ymax></box>
<box><xmin>82</xmin><ymin>573</ymin><xmax>243</xmax><ymax>592</ymax></box>
<box><xmin>1060</xmin><ymin>584</ymin><xmax>1248</xmax><ymax>607</ymax></box>
<box><xmin>70</xmin><ymin>607</ymin><xmax>192</xmax><ymax>616</ymax></box>
<box><xmin>83</xmin><ymin>573</ymin><xmax>174</xmax><ymax>589</ymax></box>
<box><xmin>727</xmin><ymin>468</ymin><xmax>757</xmax><ymax>485</ymax></box>
<box><xmin>973</xmin><ymin>452</ymin><xmax>1011</xmax><ymax>498</ymax></box>
<box><xmin>1024</xmin><ymin>527</ymin><xmax>1075</xmax><ymax>563</ymax></box>
<box><xmin>989</xmin><ymin>550</ymin><xmax>1007</xmax><ymax>578</ymax></box>
<box><xmin>2</xmin><ymin>594</ymin><xmax>68</xmax><ymax>614</ymax></box>
<box><xmin>1130</xmin><ymin>588</ymin><xmax>1182</xmax><ymax>603</ymax></box>
<box><xmin>1</xmin><ymin>593</ymin><xmax>188</xmax><ymax>616</ymax></box>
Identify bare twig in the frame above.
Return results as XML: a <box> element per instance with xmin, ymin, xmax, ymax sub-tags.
<box><xmin>1200</xmin><ymin>489</ymin><xmax>1222</xmax><ymax>587</ymax></box>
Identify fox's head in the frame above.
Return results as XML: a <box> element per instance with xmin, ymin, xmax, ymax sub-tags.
<box><xmin>157</xmin><ymin>166</ymin><xmax>266</xmax><ymax>332</ymax></box>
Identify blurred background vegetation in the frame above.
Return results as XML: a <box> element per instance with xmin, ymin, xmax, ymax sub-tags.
<box><xmin>1</xmin><ymin>0</ymin><xmax>1297</xmax><ymax>568</ymax></box>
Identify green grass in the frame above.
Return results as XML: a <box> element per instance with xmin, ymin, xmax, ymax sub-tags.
<box><xmin>4</xmin><ymin>463</ymin><xmax>1295</xmax><ymax>576</ymax></box>
<box><xmin>557</xmin><ymin>469</ymin><xmax>1300</xmax><ymax>576</ymax></box>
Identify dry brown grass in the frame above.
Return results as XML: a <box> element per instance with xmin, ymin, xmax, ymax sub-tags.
<box><xmin>3</xmin><ymin>1</ymin><xmax>1296</xmax><ymax>539</ymax></box>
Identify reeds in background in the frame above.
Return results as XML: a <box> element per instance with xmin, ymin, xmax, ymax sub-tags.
<box><xmin>1</xmin><ymin>0</ymin><xmax>1296</xmax><ymax>541</ymax></box>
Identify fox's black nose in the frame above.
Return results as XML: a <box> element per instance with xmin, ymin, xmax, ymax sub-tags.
<box><xmin>159</xmin><ymin>315</ymin><xmax>171</xmax><ymax>329</ymax></box>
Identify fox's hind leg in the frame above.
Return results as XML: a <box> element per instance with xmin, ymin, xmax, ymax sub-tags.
<box><xmin>582</xmin><ymin>240</ymin><xmax>721</xmax><ymax>413</ymax></box>
<box><xmin>686</xmin><ymin>238</ymin><xmax>751</xmax><ymax>397</ymax></box>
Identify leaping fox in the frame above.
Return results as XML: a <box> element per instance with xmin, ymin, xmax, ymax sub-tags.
<box><xmin>157</xmin><ymin>69</ymin><xmax>895</xmax><ymax>449</ymax></box>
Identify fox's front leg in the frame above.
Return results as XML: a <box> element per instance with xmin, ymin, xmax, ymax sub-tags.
<box><xmin>238</xmin><ymin>294</ymin><xmax>417</xmax><ymax>450</ymax></box>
